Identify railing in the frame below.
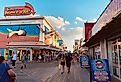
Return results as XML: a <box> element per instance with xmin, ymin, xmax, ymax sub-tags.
<box><xmin>92</xmin><ymin>0</ymin><xmax>121</xmax><ymax>36</ymax></box>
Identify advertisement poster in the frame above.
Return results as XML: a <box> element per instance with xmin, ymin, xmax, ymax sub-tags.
<box><xmin>90</xmin><ymin>59</ymin><xmax>111</xmax><ymax>82</ymax></box>
<box><xmin>80</xmin><ymin>55</ymin><xmax>90</xmax><ymax>67</ymax></box>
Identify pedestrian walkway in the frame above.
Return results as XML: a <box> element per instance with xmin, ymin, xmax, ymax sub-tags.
<box><xmin>15</xmin><ymin>62</ymin><xmax>58</xmax><ymax>82</ymax></box>
<box><xmin>46</xmin><ymin>63</ymin><xmax>90</xmax><ymax>82</ymax></box>
<box><xmin>14</xmin><ymin>62</ymin><xmax>90</xmax><ymax>82</ymax></box>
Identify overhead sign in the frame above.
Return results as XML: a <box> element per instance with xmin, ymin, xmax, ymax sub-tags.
<box><xmin>4</xmin><ymin>2</ymin><xmax>35</xmax><ymax>16</ymax></box>
<box><xmin>90</xmin><ymin>59</ymin><xmax>111</xmax><ymax>82</ymax></box>
<box><xmin>80</xmin><ymin>55</ymin><xmax>90</xmax><ymax>67</ymax></box>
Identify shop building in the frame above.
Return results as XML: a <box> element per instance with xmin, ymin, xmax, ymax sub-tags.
<box><xmin>0</xmin><ymin>3</ymin><xmax>65</xmax><ymax>61</ymax></box>
<box><xmin>0</xmin><ymin>16</ymin><xmax>64</xmax><ymax>61</ymax></box>
<box><xmin>83</xmin><ymin>0</ymin><xmax>121</xmax><ymax>81</ymax></box>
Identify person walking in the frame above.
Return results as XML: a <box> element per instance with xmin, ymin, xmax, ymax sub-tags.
<box><xmin>21</xmin><ymin>52</ymin><xmax>27</xmax><ymax>69</ymax></box>
<box><xmin>59</xmin><ymin>52</ymin><xmax>66</xmax><ymax>74</ymax></box>
<box><xmin>11</xmin><ymin>52</ymin><xmax>17</xmax><ymax>68</ymax></box>
<box><xmin>65</xmin><ymin>51</ymin><xmax>73</xmax><ymax>73</ymax></box>
<box><xmin>0</xmin><ymin>56</ymin><xmax>16</xmax><ymax>82</ymax></box>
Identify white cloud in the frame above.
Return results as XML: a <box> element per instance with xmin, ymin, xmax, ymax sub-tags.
<box><xmin>45</xmin><ymin>16</ymin><xmax>70</xmax><ymax>29</ymax></box>
<box><xmin>45</xmin><ymin>16</ymin><xmax>83</xmax><ymax>51</ymax></box>
<box><xmin>89</xmin><ymin>18</ymin><xmax>97</xmax><ymax>22</ymax></box>
<box><xmin>61</xmin><ymin>27</ymin><xmax>65</xmax><ymax>31</ymax></box>
<box><xmin>65</xmin><ymin>21</ymin><xmax>70</xmax><ymax>25</ymax></box>
<box><xmin>58</xmin><ymin>16</ymin><xmax>64</xmax><ymax>22</ymax></box>
<box><xmin>75</xmin><ymin>21</ymin><xmax>78</xmax><ymax>24</ymax></box>
<box><xmin>75</xmin><ymin>17</ymin><xmax>86</xmax><ymax>23</ymax></box>
<box><xmin>58</xmin><ymin>27</ymin><xmax>83</xmax><ymax>51</ymax></box>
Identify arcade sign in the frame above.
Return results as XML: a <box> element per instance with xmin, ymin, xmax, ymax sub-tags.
<box><xmin>4</xmin><ymin>2</ymin><xmax>35</xmax><ymax>16</ymax></box>
<box><xmin>90</xmin><ymin>59</ymin><xmax>111</xmax><ymax>82</ymax></box>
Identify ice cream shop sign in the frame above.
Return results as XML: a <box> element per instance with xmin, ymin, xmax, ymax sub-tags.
<box><xmin>4</xmin><ymin>2</ymin><xmax>35</xmax><ymax>16</ymax></box>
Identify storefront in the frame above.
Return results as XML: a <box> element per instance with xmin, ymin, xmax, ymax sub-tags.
<box><xmin>83</xmin><ymin>0</ymin><xmax>121</xmax><ymax>81</ymax></box>
<box><xmin>0</xmin><ymin>3</ymin><xmax>64</xmax><ymax>62</ymax></box>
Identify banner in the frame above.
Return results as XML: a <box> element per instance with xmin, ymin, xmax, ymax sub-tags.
<box><xmin>90</xmin><ymin>59</ymin><xmax>111</xmax><ymax>82</ymax></box>
<box><xmin>4</xmin><ymin>2</ymin><xmax>35</xmax><ymax>16</ymax></box>
<box><xmin>80</xmin><ymin>55</ymin><xmax>90</xmax><ymax>67</ymax></box>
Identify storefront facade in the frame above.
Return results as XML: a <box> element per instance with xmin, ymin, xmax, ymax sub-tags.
<box><xmin>83</xmin><ymin>0</ymin><xmax>121</xmax><ymax>81</ymax></box>
<box><xmin>0</xmin><ymin>16</ymin><xmax>63</xmax><ymax>61</ymax></box>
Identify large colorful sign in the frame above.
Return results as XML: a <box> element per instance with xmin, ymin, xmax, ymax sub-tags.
<box><xmin>4</xmin><ymin>2</ymin><xmax>35</xmax><ymax>16</ymax></box>
<box><xmin>80</xmin><ymin>55</ymin><xmax>90</xmax><ymax>67</ymax></box>
<box><xmin>90</xmin><ymin>59</ymin><xmax>111</xmax><ymax>82</ymax></box>
<box><xmin>0</xmin><ymin>24</ymin><xmax>40</xmax><ymax>44</ymax></box>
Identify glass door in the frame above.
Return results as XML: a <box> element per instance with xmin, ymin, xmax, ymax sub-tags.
<box><xmin>112</xmin><ymin>41</ymin><xmax>120</xmax><ymax>77</ymax></box>
<box><xmin>118</xmin><ymin>39</ymin><xmax>121</xmax><ymax>79</ymax></box>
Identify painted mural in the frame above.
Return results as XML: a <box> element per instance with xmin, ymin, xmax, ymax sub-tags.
<box><xmin>0</xmin><ymin>24</ymin><xmax>40</xmax><ymax>48</ymax></box>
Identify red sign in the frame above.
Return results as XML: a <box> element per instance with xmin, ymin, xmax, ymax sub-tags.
<box><xmin>4</xmin><ymin>2</ymin><xmax>35</xmax><ymax>16</ymax></box>
<box><xmin>84</xmin><ymin>23</ymin><xmax>95</xmax><ymax>42</ymax></box>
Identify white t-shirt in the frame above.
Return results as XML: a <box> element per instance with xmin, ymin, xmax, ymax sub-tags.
<box><xmin>12</xmin><ymin>54</ymin><xmax>17</xmax><ymax>60</ymax></box>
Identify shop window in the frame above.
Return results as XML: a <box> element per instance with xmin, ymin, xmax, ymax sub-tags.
<box><xmin>9</xmin><ymin>50</ymin><xmax>12</xmax><ymax>56</ymax></box>
<box><xmin>112</xmin><ymin>40</ymin><xmax>120</xmax><ymax>78</ymax></box>
<box><xmin>93</xmin><ymin>45</ymin><xmax>101</xmax><ymax>60</ymax></box>
<box><xmin>112</xmin><ymin>51</ymin><xmax>119</xmax><ymax>77</ymax></box>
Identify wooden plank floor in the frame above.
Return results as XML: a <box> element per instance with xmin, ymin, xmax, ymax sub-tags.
<box><xmin>46</xmin><ymin>63</ymin><xmax>90</xmax><ymax>82</ymax></box>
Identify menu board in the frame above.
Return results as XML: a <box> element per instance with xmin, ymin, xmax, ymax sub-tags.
<box><xmin>90</xmin><ymin>59</ymin><xmax>111</xmax><ymax>82</ymax></box>
<box><xmin>80</xmin><ymin>55</ymin><xmax>90</xmax><ymax>67</ymax></box>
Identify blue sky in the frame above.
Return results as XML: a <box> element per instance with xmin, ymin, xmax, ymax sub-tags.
<box><xmin>0</xmin><ymin>0</ymin><xmax>110</xmax><ymax>51</ymax></box>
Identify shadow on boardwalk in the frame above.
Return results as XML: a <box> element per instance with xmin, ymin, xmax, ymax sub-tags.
<box><xmin>46</xmin><ymin>63</ymin><xmax>90</xmax><ymax>82</ymax></box>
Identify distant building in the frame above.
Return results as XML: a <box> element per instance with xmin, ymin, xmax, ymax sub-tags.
<box><xmin>73</xmin><ymin>39</ymin><xmax>82</xmax><ymax>53</ymax></box>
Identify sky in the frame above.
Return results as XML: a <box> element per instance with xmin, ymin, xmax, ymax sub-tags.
<box><xmin>0</xmin><ymin>0</ymin><xmax>110</xmax><ymax>51</ymax></box>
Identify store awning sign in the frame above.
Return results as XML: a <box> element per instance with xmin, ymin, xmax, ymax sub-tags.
<box><xmin>4</xmin><ymin>2</ymin><xmax>35</xmax><ymax>16</ymax></box>
<box><xmin>90</xmin><ymin>59</ymin><xmax>111</xmax><ymax>82</ymax></box>
<box><xmin>80</xmin><ymin>55</ymin><xmax>90</xmax><ymax>67</ymax></box>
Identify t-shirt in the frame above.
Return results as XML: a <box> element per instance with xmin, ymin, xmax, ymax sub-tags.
<box><xmin>12</xmin><ymin>54</ymin><xmax>17</xmax><ymax>60</ymax></box>
<box><xmin>0</xmin><ymin>63</ymin><xmax>10</xmax><ymax>82</ymax></box>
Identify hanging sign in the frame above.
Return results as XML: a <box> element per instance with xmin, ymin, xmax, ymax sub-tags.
<box><xmin>4</xmin><ymin>2</ymin><xmax>35</xmax><ymax>16</ymax></box>
<box><xmin>90</xmin><ymin>59</ymin><xmax>111</xmax><ymax>82</ymax></box>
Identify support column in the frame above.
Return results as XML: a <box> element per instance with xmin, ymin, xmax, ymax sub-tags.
<box><xmin>30</xmin><ymin>49</ymin><xmax>33</xmax><ymax>61</ymax></box>
<box><xmin>107</xmin><ymin>41</ymin><xmax>113</xmax><ymax>74</ymax></box>
<box><xmin>39</xmin><ymin>24</ymin><xmax>45</xmax><ymax>42</ymax></box>
<box><xmin>100</xmin><ymin>39</ymin><xmax>107</xmax><ymax>59</ymax></box>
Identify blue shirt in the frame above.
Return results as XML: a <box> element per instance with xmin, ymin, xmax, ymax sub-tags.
<box><xmin>0</xmin><ymin>62</ymin><xmax>10</xmax><ymax>82</ymax></box>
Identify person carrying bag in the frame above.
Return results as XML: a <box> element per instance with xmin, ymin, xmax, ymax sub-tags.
<box><xmin>0</xmin><ymin>56</ymin><xmax>16</xmax><ymax>82</ymax></box>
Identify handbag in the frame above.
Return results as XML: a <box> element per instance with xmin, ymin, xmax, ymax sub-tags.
<box><xmin>58</xmin><ymin>64</ymin><xmax>61</xmax><ymax>70</ymax></box>
<box><xmin>5</xmin><ymin>63</ymin><xmax>16</xmax><ymax>82</ymax></box>
<box><xmin>8</xmin><ymin>69</ymin><xmax>16</xmax><ymax>82</ymax></box>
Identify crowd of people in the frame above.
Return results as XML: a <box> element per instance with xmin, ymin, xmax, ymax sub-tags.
<box><xmin>32</xmin><ymin>50</ymin><xmax>55</xmax><ymax>63</ymax></box>
<box><xmin>0</xmin><ymin>50</ymin><xmax>80</xmax><ymax>82</ymax></box>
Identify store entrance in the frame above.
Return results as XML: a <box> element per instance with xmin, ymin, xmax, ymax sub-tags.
<box><xmin>112</xmin><ymin>38</ymin><xmax>121</xmax><ymax>79</ymax></box>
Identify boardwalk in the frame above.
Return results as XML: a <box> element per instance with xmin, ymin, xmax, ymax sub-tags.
<box><xmin>46</xmin><ymin>63</ymin><xmax>90</xmax><ymax>82</ymax></box>
<box><xmin>14</xmin><ymin>62</ymin><xmax>90</xmax><ymax>82</ymax></box>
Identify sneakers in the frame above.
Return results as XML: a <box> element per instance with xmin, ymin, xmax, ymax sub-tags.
<box><xmin>21</xmin><ymin>66</ymin><xmax>23</xmax><ymax>69</ymax></box>
<box><xmin>61</xmin><ymin>72</ymin><xmax>64</xmax><ymax>74</ymax></box>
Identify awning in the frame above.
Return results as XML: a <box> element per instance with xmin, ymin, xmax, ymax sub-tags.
<box><xmin>83</xmin><ymin>13</ymin><xmax>121</xmax><ymax>47</ymax></box>
<box><xmin>6</xmin><ymin>41</ymin><xmax>61</xmax><ymax>51</ymax></box>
